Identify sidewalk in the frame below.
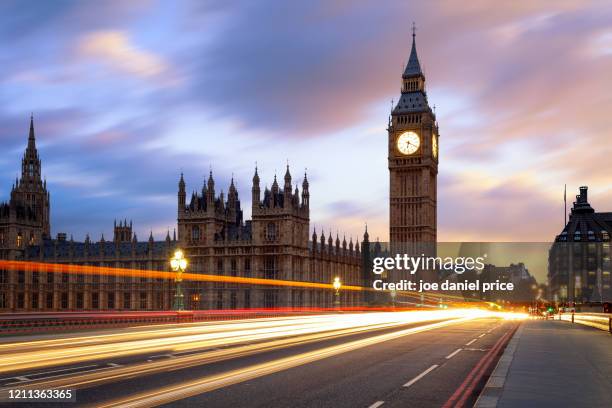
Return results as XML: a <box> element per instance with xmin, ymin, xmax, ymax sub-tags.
<box><xmin>475</xmin><ymin>319</ymin><xmax>612</xmax><ymax>408</ymax></box>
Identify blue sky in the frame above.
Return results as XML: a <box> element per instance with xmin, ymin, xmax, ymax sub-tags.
<box><xmin>1</xmin><ymin>0</ymin><xmax>612</xmax><ymax>243</ymax></box>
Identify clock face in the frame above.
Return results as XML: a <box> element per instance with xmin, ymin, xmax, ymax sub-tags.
<box><xmin>396</xmin><ymin>131</ymin><xmax>420</xmax><ymax>155</ymax></box>
<box><xmin>432</xmin><ymin>134</ymin><xmax>438</xmax><ymax>159</ymax></box>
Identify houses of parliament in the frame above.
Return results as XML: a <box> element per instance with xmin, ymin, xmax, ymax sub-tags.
<box><xmin>0</xmin><ymin>32</ymin><xmax>438</xmax><ymax>311</ymax></box>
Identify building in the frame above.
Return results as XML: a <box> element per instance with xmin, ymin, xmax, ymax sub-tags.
<box><xmin>480</xmin><ymin>263</ymin><xmax>536</xmax><ymax>303</ymax></box>
<box><xmin>0</xmin><ymin>116</ymin><xmax>50</xmax><ymax>260</ymax></box>
<box><xmin>388</xmin><ymin>28</ymin><xmax>438</xmax><ymax>247</ymax></box>
<box><xmin>0</xmin><ymin>118</ymin><xmax>366</xmax><ymax>311</ymax></box>
<box><xmin>548</xmin><ymin>186</ymin><xmax>612</xmax><ymax>304</ymax></box>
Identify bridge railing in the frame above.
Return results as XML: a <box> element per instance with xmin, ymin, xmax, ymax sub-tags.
<box><xmin>559</xmin><ymin>312</ymin><xmax>612</xmax><ymax>333</ymax></box>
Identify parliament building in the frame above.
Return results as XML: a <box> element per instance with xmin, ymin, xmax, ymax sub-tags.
<box><xmin>0</xmin><ymin>117</ymin><xmax>369</xmax><ymax>311</ymax></box>
<box><xmin>0</xmin><ymin>32</ymin><xmax>433</xmax><ymax>312</ymax></box>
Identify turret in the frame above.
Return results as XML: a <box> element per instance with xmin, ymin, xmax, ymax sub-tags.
<box><xmin>252</xmin><ymin>166</ymin><xmax>261</xmax><ymax>210</ymax></box>
<box><xmin>301</xmin><ymin>171</ymin><xmax>309</xmax><ymax>208</ymax></box>
<box><xmin>284</xmin><ymin>165</ymin><xmax>292</xmax><ymax>202</ymax></box>
<box><xmin>206</xmin><ymin>170</ymin><xmax>215</xmax><ymax>205</ymax></box>
<box><xmin>178</xmin><ymin>172</ymin><xmax>186</xmax><ymax>213</ymax></box>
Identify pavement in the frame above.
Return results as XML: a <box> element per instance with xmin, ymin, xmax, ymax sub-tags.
<box><xmin>476</xmin><ymin>319</ymin><xmax>612</xmax><ymax>408</ymax></box>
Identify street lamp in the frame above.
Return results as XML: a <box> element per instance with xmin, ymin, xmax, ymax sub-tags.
<box><xmin>333</xmin><ymin>276</ymin><xmax>342</xmax><ymax>308</ymax></box>
<box><xmin>170</xmin><ymin>249</ymin><xmax>188</xmax><ymax>310</ymax></box>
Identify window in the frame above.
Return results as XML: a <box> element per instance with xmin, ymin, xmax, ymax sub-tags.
<box><xmin>62</xmin><ymin>273</ymin><xmax>68</xmax><ymax>283</ymax></box>
<box><xmin>216</xmin><ymin>290</ymin><xmax>223</xmax><ymax>310</ymax></box>
<box><xmin>0</xmin><ymin>293</ymin><xmax>6</xmax><ymax>309</ymax></box>
<box><xmin>266</xmin><ymin>223</ymin><xmax>277</xmax><ymax>241</ymax></box>
<box><xmin>61</xmin><ymin>293</ymin><xmax>68</xmax><ymax>309</ymax></box>
<box><xmin>76</xmin><ymin>292</ymin><xmax>84</xmax><ymax>309</ymax></box>
<box><xmin>92</xmin><ymin>293</ymin><xmax>99</xmax><ymax>309</ymax></box>
<box><xmin>17</xmin><ymin>293</ymin><xmax>24</xmax><ymax>309</ymax></box>
<box><xmin>244</xmin><ymin>258</ymin><xmax>251</xmax><ymax>276</ymax></box>
<box><xmin>46</xmin><ymin>293</ymin><xmax>53</xmax><ymax>309</ymax></box>
<box><xmin>217</xmin><ymin>259</ymin><xmax>224</xmax><ymax>274</ymax></box>
<box><xmin>18</xmin><ymin>271</ymin><xmax>25</xmax><ymax>284</ymax></box>
<box><xmin>123</xmin><ymin>293</ymin><xmax>131</xmax><ymax>309</ymax></box>
<box><xmin>191</xmin><ymin>226</ymin><xmax>200</xmax><ymax>241</ymax></box>
<box><xmin>139</xmin><ymin>292</ymin><xmax>147</xmax><ymax>309</ymax></box>
<box><xmin>231</xmin><ymin>259</ymin><xmax>237</xmax><ymax>276</ymax></box>
<box><xmin>244</xmin><ymin>290</ymin><xmax>251</xmax><ymax>309</ymax></box>
<box><xmin>32</xmin><ymin>272</ymin><xmax>39</xmax><ymax>284</ymax></box>
<box><xmin>230</xmin><ymin>291</ymin><xmax>237</xmax><ymax>309</ymax></box>
<box><xmin>16</xmin><ymin>233</ymin><xmax>23</xmax><ymax>248</ymax></box>
<box><xmin>0</xmin><ymin>270</ymin><xmax>6</xmax><ymax>284</ymax></box>
<box><xmin>108</xmin><ymin>293</ymin><xmax>115</xmax><ymax>309</ymax></box>
<box><xmin>47</xmin><ymin>273</ymin><xmax>54</xmax><ymax>284</ymax></box>
<box><xmin>31</xmin><ymin>293</ymin><xmax>39</xmax><ymax>309</ymax></box>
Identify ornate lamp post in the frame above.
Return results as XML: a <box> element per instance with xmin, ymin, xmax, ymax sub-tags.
<box><xmin>333</xmin><ymin>276</ymin><xmax>342</xmax><ymax>308</ymax></box>
<box><xmin>170</xmin><ymin>249</ymin><xmax>188</xmax><ymax>310</ymax></box>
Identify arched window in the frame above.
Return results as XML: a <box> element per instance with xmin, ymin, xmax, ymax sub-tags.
<box><xmin>266</xmin><ymin>223</ymin><xmax>277</xmax><ymax>241</ymax></box>
<box><xmin>191</xmin><ymin>226</ymin><xmax>200</xmax><ymax>241</ymax></box>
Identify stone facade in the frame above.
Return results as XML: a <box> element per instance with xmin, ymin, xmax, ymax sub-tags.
<box><xmin>0</xmin><ymin>118</ymin><xmax>367</xmax><ymax>311</ymax></box>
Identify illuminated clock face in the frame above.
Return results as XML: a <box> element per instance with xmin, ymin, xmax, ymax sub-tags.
<box><xmin>396</xmin><ymin>131</ymin><xmax>420</xmax><ymax>155</ymax></box>
<box><xmin>432</xmin><ymin>134</ymin><xmax>438</xmax><ymax>159</ymax></box>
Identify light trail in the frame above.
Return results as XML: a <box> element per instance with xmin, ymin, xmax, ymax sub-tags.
<box><xmin>0</xmin><ymin>260</ymin><xmax>493</xmax><ymax>304</ymax></box>
<box><xmin>0</xmin><ymin>311</ymin><xmax>526</xmax><ymax>397</ymax></box>
<box><xmin>0</xmin><ymin>311</ymin><xmax>482</xmax><ymax>373</ymax></box>
<box><xmin>93</xmin><ymin>316</ymin><xmax>483</xmax><ymax>408</ymax></box>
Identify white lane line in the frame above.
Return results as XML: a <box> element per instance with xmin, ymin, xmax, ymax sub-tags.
<box><xmin>445</xmin><ymin>348</ymin><xmax>462</xmax><ymax>359</ymax></box>
<box><xmin>478</xmin><ymin>333</ymin><xmax>486</xmax><ymax>338</ymax></box>
<box><xmin>368</xmin><ymin>401</ymin><xmax>385</xmax><ymax>408</ymax></box>
<box><xmin>403</xmin><ymin>364</ymin><xmax>438</xmax><ymax>388</ymax></box>
<box><xmin>4</xmin><ymin>365</ymin><xmax>123</xmax><ymax>386</ymax></box>
<box><xmin>13</xmin><ymin>376</ymin><xmax>29</xmax><ymax>382</ymax></box>
<box><xmin>107</xmin><ymin>363</ymin><xmax>121</xmax><ymax>367</ymax></box>
<box><xmin>0</xmin><ymin>364</ymin><xmax>98</xmax><ymax>381</ymax></box>
<box><xmin>465</xmin><ymin>339</ymin><xmax>477</xmax><ymax>346</ymax></box>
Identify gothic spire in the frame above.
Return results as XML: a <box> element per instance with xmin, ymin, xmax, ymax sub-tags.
<box><xmin>403</xmin><ymin>22</ymin><xmax>422</xmax><ymax>78</ymax></box>
<box><xmin>28</xmin><ymin>114</ymin><xmax>36</xmax><ymax>148</ymax></box>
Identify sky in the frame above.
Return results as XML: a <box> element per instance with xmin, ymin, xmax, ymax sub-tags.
<box><xmin>1</xmin><ymin>0</ymin><xmax>612</xmax><ymax>245</ymax></box>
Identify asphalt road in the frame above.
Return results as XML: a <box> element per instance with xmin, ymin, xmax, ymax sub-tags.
<box><xmin>0</xmin><ymin>311</ymin><xmax>517</xmax><ymax>408</ymax></box>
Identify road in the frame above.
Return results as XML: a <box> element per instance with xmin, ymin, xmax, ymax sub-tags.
<box><xmin>0</xmin><ymin>310</ymin><xmax>520</xmax><ymax>407</ymax></box>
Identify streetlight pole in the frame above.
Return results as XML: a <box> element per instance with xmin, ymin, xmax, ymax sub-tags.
<box><xmin>333</xmin><ymin>276</ymin><xmax>342</xmax><ymax>309</ymax></box>
<box><xmin>170</xmin><ymin>249</ymin><xmax>188</xmax><ymax>311</ymax></box>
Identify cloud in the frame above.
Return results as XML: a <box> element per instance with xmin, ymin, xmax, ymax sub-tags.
<box><xmin>76</xmin><ymin>30</ymin><xmax>168</xmax><ymax>78</ymax></box>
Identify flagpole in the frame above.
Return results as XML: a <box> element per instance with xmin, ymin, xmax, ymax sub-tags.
<box><xmin>564</xmin><ymin>184</ymin><xmax>567</xmax><ymax>227</ymax></box>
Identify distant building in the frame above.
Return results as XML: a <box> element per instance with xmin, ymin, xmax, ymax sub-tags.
<box><xmin>480</xmin><ymin>263</ymin><xmax>536</xmax><ymax>302</ymax></box>
<box><xmin>548</xmin><ymin>186</ymin><xmax>612</xmax><ymax>304</ymax></box>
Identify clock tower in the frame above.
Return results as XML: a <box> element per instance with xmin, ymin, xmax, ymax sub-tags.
<box><xmin>388</xmin><ymin>28</ymin><xmax>438</xmax><ymax>249</ymax></box>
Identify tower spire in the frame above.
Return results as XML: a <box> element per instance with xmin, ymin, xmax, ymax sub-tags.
<box><xmin>403</xmin><ymin>22</ymin><xmax>422</xmax><ymax>78</ymax></box>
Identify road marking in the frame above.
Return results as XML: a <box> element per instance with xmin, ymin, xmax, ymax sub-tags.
<box><xmin>13</xmin><ymin>376</ymin><xmax>29</xmax><ymax>382</ymax></box>
<box><xmin>465</xmin><ymin>339</ymin><xmax>477</xmax><ymax>346</ymax></box>
<box><xmin>368</xmin><ymin>401</ymin><xmax>385</xmax><ymax>408</ymax></box>
<box><xmin>445</xmin><ymin>348</ymin><xmax>462</xmax><ymax>359</ymax></box>
<box><xmin>403</xmin><ymin>364</ymin><xmax>439</xmax><ymax>388</ymax></box>
<box><xmin>0</xmin><ymin>364</ymin><xmax>98</xmax><ymax>381</ymax></box>
<box><xmin>478</xmin><ymin>333</ymin><xmax>486</xmax><ymax>338</ymax></box>
<box><xmin>5</xmin><ymin>365</ymin><xmax>123</xmax><ymax>386</ymax></box>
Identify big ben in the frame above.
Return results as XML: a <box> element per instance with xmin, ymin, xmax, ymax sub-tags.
<box><xmin>389</xmin><ymin>28</ymin><xmax>438</xmax><ymax>248</ymax></box>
